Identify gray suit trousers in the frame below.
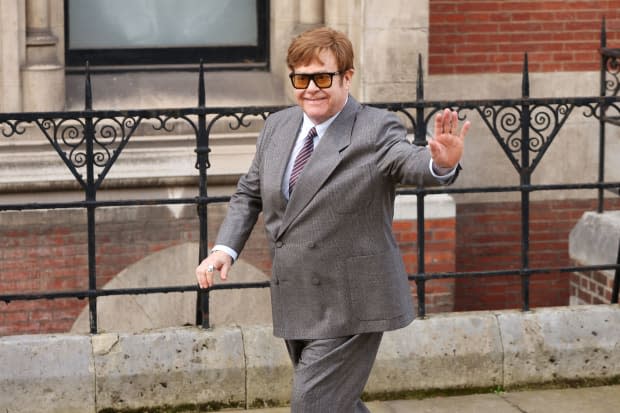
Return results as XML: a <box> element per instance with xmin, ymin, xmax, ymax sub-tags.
<box><xmin>285</xmin><ymin>332</ymin><xmax>383</xmax><ymax>412</ymax></box>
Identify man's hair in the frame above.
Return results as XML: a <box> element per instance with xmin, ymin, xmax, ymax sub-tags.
<box><xmin>286</xmin><ymin>27</ymin><xmax>354</xmax><ymax>72</ymax></box>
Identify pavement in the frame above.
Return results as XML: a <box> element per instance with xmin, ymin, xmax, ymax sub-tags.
<box><xmin>227</xmin><ymin>384</ymin><xmax>620</xmax><ymax>413</ymax></box>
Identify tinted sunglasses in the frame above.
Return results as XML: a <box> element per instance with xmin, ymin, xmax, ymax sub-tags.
<box><xmin>289</xmin><ymin>72</ymin><xmax>341</xmax><ymax>89</ymax></box>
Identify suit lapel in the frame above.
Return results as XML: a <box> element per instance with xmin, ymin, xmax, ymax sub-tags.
<box><xmin>277</xmin><ymin>97</ymin><xmax>360</xmax><ymax>239</ymax></box>
<box><xmin>263</xmin><ymin>109</ymin><xmax>303</xmax><ymax>217</ymax></box>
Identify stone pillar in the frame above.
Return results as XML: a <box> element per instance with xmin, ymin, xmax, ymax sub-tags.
<box><xmin>21</xmin><ymin>0</ymin><xmax>64</xmax><ymax>111</ymax></box>
<box><xmin>324</xmin><ymin>0</ymin><xmax>429</xmax><ymax>102</ymax></box>
<box><xmin>299</xmin><ymin>0</ymin><xmax>324</xmax><ymax>27</ymax></box>
<box><xmin>0</xmin><ymin>0</ymin><xmax>24</xmax><ymax>112</ymax></box>
<box><xmin>323</xmin><ymin>0</ymin><xmax>362</xmax><ymax>98</ymax></box>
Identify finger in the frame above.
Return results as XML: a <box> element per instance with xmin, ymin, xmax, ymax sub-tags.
<box><xmin>220</xmin><ymin>262</ymin><xmax>230</xmax><ymax>281</ymax></box>
<box><xmin>196</xmin><ymin>261</ymin><xmax>215</xmax><ymax>288</ymax></box>
<box><xmin>195</xmin><ymin>264</ymin><xmax>204</xmax><ymax>288</ymax></box>
<box><xmin>443</xmin><ymin>110</ymin><xmax>455</xmax><ymax>134</ymax></box>
<box><xmin>434</xmin><ymin>111</ymin><xmax>444</xmax><ymax>137</ymax></box>
<box><xmin>439</xmin><ymin>109</ymin><xmax>448</xmax><ymax>134</ymax></box>
<box><xmin>196</xmin><ymin>269</ymin><xmax>209</xmax><ymax>289</ymax></box>
<box><xmin>450</xmin><ymin>111</ymin><xmax>458</xmax><ymax>134</ymax></box>
<box><xmin>459</xmin><ymin>120</ymin><xmax>471</xmax><ymax>140</ymax></box>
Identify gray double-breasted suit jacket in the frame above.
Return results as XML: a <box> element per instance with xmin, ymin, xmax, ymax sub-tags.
<box><xmin>215</xmin><ymin>96</ymin><xmax>455</xmax><ymax>340</ymax></box>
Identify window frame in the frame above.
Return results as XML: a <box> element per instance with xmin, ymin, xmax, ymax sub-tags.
<box><xmin>64</xmin><ymin>0</ymin><xmax>270</xmax><ymax>72</ymax></box>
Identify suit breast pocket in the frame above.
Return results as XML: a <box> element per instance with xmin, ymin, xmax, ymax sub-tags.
<box><xmin>326</xmin><ymin>165</ymin><xmax>374</xmax><ymax>214</ymax></box>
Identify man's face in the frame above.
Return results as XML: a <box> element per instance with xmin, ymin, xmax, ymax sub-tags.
<box><xmin>291</xmin><ymin>49</ymin><xmax>353</xmax><ymax>125</ymax></box>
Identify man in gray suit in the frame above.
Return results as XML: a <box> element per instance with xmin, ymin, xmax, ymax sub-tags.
<box><xmin>196</xmin><ymin>27</ymin><xmax>469</xmax><ymax>412</ymax></box>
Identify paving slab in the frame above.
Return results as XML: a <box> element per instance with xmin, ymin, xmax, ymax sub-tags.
<box><xmin>225</xmin><ymin>385</ymin><xmax>620</xmax><ymax>413</ymax></box>
<box><xmin>500</xmin><ymin>385</ymin><xmax>620</xmax><ymax>413</ymax></box>
<box><xmin>373</xmin><ymin>393</ymin><xmax>521</xmax><ymax>413</ymax></box>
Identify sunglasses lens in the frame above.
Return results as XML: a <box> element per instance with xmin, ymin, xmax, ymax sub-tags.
<box><xmin>291</xmin><ymin>75</ymin><xmax>310</xmax><ymax>89</ymax></box>
<box><xmin>313</xmin><ymin>74</ymin><xmax>332</xmax><ymax>88</ymax></box>
<box><xmin>290</xmin><ymin>72</ymin><xmax>338</xmax><ymax>89</ymax></box>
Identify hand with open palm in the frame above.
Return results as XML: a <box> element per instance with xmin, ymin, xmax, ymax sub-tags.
<box><xmin>428</xmin><ymin>108</ymin><xmax>470</xmax><ymax>169</ymax></box>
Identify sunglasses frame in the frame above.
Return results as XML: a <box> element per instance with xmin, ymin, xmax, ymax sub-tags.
<box><xmin>288</xmin><ymin>71</ymin><xmax>341</xmax><ymax>89</ymax></box>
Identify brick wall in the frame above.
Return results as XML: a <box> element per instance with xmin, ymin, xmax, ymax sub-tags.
<box><xmin>429</xmin><ymin>0</ymin><xmax>620</xmax><ymax>74</ymax></box>
<box><xmin>455</xmin><ymin>198</ymin><xmax>620</xmax><ymax>311</ymax></box>
<box><xmin>570</xmin><ymin>268</ymin><xmax>616</xmax><ymax>304</ymax></box>
<box><xmin>393</xmin><ymin>218</ymin><xmax>457</xmax><ymax>314</ymax></box>
<box><xmin>0</xmin><ymin>206</ymin><xmax>202</xmax><ymax>336</ymax></box>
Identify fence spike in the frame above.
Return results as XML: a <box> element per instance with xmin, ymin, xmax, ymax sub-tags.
<box><xmin>198</xmin><ymin>60</ymin><xmax>206</xmax><ymax>108</ymax></box>
<box><xmin>522</xmin><ymin>53</ymin><xmax>530</xmax><ymax>99</ymax></box>
<box><xmin>85</xmin><ymin>61</ymin><xmax>92</xmax><ymax>110</ymax></box>
<box><xmin>417</xmin><ymin>53</ymin><xmax>424</xmax><ymax>100</ymax></box>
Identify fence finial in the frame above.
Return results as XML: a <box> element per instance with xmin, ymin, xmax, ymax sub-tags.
<box><xmin>522</xmin><ymin>53</ymin><xmax>530</xmax><ymax>99</ymax></box>
<box><xmin>198</xmin><ymin>60</ymin><xmax>206</xmax><ymax>108</ymax></box>
<box><xmin>85</xmin><ymin>61</ymin><xmax>92</xmax><ymax>110</ymax></box>
<box><xmin>416</xmin><ymin>53</ymin><xmax>424</xmax><ymax>100</ymax></box>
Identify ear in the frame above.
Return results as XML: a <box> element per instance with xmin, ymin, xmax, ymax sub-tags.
<box><xmin>343</xmin><ymin>68</ymin><xmax>354</xmax><ymax>88</ymax></box>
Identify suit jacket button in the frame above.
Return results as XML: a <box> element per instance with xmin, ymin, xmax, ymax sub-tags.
<box><xmin>276</xmin><ymin>241</ymin><xmax>283</xmax><ymax>248</ymax></box>
<box><xmin>311</xmin><ymin>277</ymin><xmax>320</xmax><ymax>286</ymax></box>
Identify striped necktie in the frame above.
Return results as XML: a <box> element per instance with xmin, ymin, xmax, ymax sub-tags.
<box><xmin>288</xmin><ymin>127</ymin><xmax>317</xmax><ymax>196</ymax></box>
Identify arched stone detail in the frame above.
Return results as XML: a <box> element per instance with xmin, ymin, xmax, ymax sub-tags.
<box><xmin>71</xmin><ymin>242</ymin><xmax>272</xmax><ymax>333</ymax></box>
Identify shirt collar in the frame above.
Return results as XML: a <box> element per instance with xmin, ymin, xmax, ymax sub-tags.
<box><xmin>301</xmin><ymin>96</ymin><xmax>348</xmax><ymax>138</ymax></box>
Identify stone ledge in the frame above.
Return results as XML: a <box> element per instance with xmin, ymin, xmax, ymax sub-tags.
<box><xmin>1</xmin><ymin>305</ymin><xmax>619</xmax><ymax>412</ymax></box>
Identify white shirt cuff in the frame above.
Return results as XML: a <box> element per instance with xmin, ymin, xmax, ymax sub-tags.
<box><xmin>429</xmin><ymin>159</ymin><xmax>457</xmax><ymax>182</ymax></box>
<box><xmin>211</xmin><ymin>244</ymin><xmax>238</xmax><ymax>262</ymax></box>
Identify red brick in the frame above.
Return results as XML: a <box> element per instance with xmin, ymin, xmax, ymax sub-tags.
<box><xmin>392</xmin><ymin>220</ymin><xmax>415</xmax><ymax>232</ymax></box>
<box><xmin>430</xmin><ymin>0</ymin><xmax>620</xmax><ymax>74</ymax></box>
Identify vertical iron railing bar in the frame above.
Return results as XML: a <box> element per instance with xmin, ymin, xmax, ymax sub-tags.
<box><xmin>415</xmin><ymin>192</ymin><xmax>427</xmax><ymax>318</ymax></box>
<box><xmin>414</xmin><ymin>56</ymin><xmax>427</xmax><ymax>317</ymax></box>
<box><xmin>194</xmin><ymin>61</ymin><xmax>211</xmax><ymax>328</ymax></box>
<box><xmin>413</xmin><ymin>54</ymin><xmax>426</xmax><ymax>147</ymax></box>
<box><xmin>520</xmin><ymin>54</ymin><xmax>532</xmax><ymax>312</ymax></box>
<box><xmin>612</xmin><ymin>240</ymin><xmax>620</xmax><ymax>304</ymax></box>
<box><xmin>83</xmin><ymin>63</ymin><xmax>99</xmax><ymax>333</ymax></box>
<box><xmin>599</xmin><ymin>17</ymin><xmax>607</xmax><ymax>213</ymax></box>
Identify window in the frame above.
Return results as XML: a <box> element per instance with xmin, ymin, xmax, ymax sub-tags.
<box><xmin>65</xmin><ymin>0</ymin><xmax>269</xmax><ymax>70</ymax></box>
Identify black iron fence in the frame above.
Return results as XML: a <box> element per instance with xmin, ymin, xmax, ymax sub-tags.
<box><xmin>2</xmin><ymin>36</ymin><xmax>620</xmax><ymax>334</ymax></box>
